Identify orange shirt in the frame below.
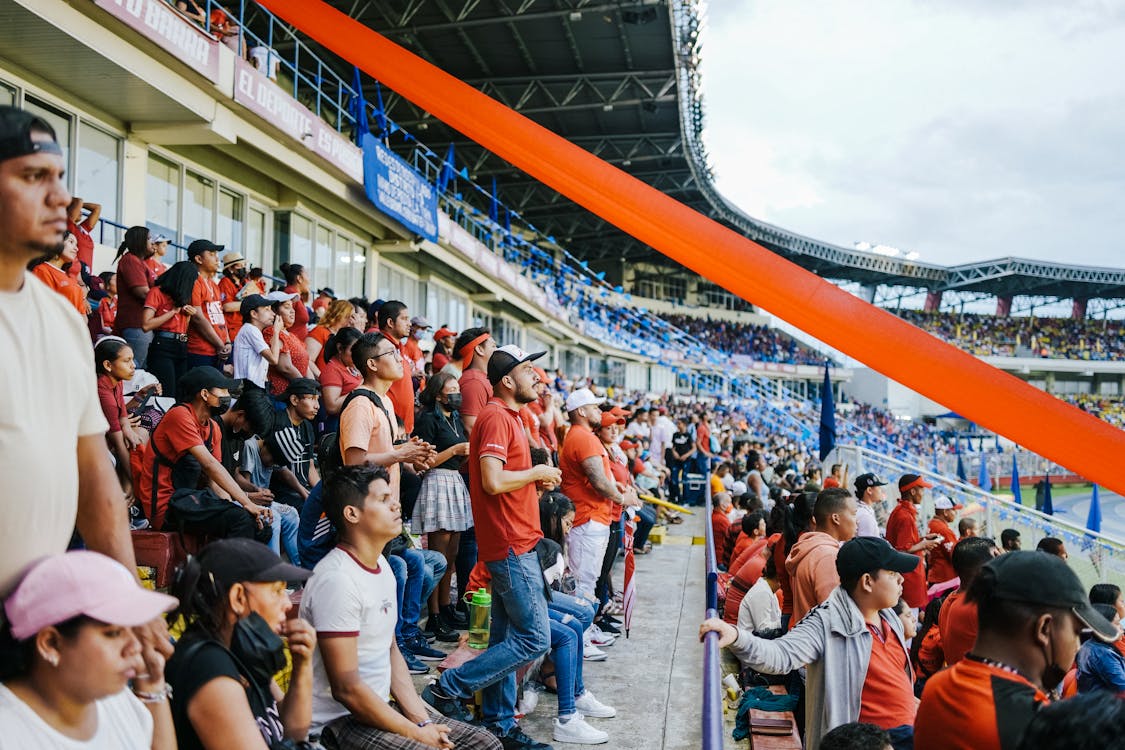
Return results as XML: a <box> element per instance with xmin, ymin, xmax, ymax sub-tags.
<box><xmin>915</xmin><ymin>657</ymin><xmax>1049</xmax><ymax>750</ymax></box>
<box><xmin>217</xmin><ymin>274</ymin><xmax>243</xmax><ymax>340</ymax></box>
<box><xmin>403</xmin><ymin>337</ymin><xmax>425</xmax><ymax>376</ymax></box>
<box><xmin>265</xmin><ymin>327</ymin><xmax>309</xmax><ymax>397</ymax></box>
<box><xmin>559</xmin><ymin>424</ymin><xmax>615</xmax><ymax>527</ymax></box>
<box><xmin>143</xmin><ymin>287</ymin><xmax>189</xmax><ymax>334</ymax></box>
<box><xmin>927</xmin><ymin>517</ymin><xmax>958</xmax><ymax>584</ymax></box>
<box><xmin>858</xmin><ymin>618</ymin><xmax>916</xmax><ymax>730</ymax></box>
<box><xmin>379</xmin><ymin>332</ymin><xmax>415</xmax><ymax>435</ymax></box>
<box><xmin>308</xmin><ymin>325</ymin><xmax>332</xmax><ymax>371</ymax></box>
<box><xmin>458</xmin><ymin>369</ymin><xmax>493</xmax><ymax>422</ymax></box>
<box><xmin>470</xmin><ymin>398</ymin><xmax>541</xmax><ymax>562</ymax></box>
<box><xmin>284</xmin><ymin>286</ymin><xmax>309</xmax><ymax>340</ymax></box>
<box><xmin>520</xmin><ymin>406</ymin><xmax>542</xmax><ymax>449</ymax></box>
<box><xmin>339</xmin><ymin>388</ymin><xmax>399</xmax><ymax>500</ymax></box>
<box><xmin>937</xmin><ymin>590</ymin><xmax>978</xmax><ymax>666</ymax></box>
<box><xmin>885</xmin><ymin>500</ymin><xmax>926</xmax><ymax>608</ymax></box>
<box><xmin>187</xmin><ymin>275</ymin><xmax>228</xmax><ymax>356</ymax></box>
<box><xmin>97</xmin><ymin>295</ymin><xmax>117</xmax><ymax>333</ymax></box>
<box><xmin>33</xmin><ymin>263</ymin><xmax>87</xmax><ymax>315</ymax></box>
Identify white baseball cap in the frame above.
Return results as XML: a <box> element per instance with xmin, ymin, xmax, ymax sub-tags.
<box><xmin>566</xmin><ymin>387</ymin><xmax>605</xmax><ymax>412</ymax></box>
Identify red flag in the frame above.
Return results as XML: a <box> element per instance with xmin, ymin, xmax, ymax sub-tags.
<box><xmin>622</xmin><ymin>509</ymin><xmax>637</xmax><ymax>638</ymax></box>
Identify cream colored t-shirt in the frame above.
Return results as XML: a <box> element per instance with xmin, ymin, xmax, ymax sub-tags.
<box><xmin>0</xmin><ymin>685</ymin><xmax>152</xmax><ymax>749</ymax></box>
<box><xmin>0</xmin><ymin>273</ymin><xmax>108</xmax><ymax>596</ymax></box>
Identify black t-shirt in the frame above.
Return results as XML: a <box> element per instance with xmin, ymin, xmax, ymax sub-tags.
<box><xmin>219</xmin><ymin>418</ymin><xmax>246</xmax><ymax>477</ymax></box>
<box><xmin>165</xmin><ymin>629</ymin><xmax>286</xmax><ymax>750</ymax></box>
<box><xmin>670</xmin><ymin>431</ymin><xmax>693</xmax><ymax>460</ymax></box>
<box><xmin>414</xmin><ymin>405</ymin><xmax>468</xmax><ymax>471</ymax></box>
<box><xmin>271</xmin><ymin>413</ymin><xmax>317</xmax><ymax>488</ymax></box>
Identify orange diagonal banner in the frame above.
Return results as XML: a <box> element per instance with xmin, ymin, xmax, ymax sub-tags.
<box><xmin>260</xmin><ymin>0</ymin><xmax>1125</xmax><ymax>498</ymax></box>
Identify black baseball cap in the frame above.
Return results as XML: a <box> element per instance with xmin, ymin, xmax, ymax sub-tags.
<box><xmin>187</xmin><ymin>239</ymin><xmax>224</xmax><ymax>258</ymax></box>
<box><xmin>239</xmin><ymin>294</ymin><xmax>272</xmax><ymax>321</ymax></box>
<box><xmin>978</xmin><ymin>551</ymin><xmax>1119</xmax><ymax>642</ymax></box>
<box><xmin>197</xmin><ymin>538</ymin><xmax>310</xmax><ymax>590</ymax></box>
<box><xmin>178</xmin><ymin>366</ymin><xmax>238</xmax><ymax>402</ymax></box>
<box><xmin>487</xmin><ymin>344</ymin><xmax>546</xmax><ymax>386</ymax></box>
<box><xmin>836</xmin><ymin>537</ymin><xmax>921</xmax><ymax>579</ymax></box>
<box><xmin>0</xmin><ymin>106</ymin><xmax>62</xmax><ymax>162</ymax></box>
<box><xmin>854</xmin><ymin>473</ymin><xmax>888</xmax><ymax>497</ymax></box>
<box><xmin>283</xmin><ymin>378</ymin><xmax>321</xmax><ymax>399</ymax></box>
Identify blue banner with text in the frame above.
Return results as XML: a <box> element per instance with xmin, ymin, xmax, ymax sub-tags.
<box><xmin>361</xmin><ymin>133</ymin><xmax>438</xmax><ymax>241</ymax></box>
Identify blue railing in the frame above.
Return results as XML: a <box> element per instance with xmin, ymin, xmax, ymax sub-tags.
<box><xmin>701</xmin><ymin>466</ymin><xmax>724</xmax><ymax>749</ymax></box>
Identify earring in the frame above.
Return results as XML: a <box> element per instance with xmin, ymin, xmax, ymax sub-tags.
<box><xmin>44</xmin><ymin>653</ymin><xmax>59</xmax><ymax>667</ymax></box>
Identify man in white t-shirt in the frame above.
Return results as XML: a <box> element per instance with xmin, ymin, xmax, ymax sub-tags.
<box><xmin>232</xmin><ymin>293</ymin><xmax>281</xmax><ymax>387</ymax></box>
<box><xmin>0</xmin><ymin>106</ymin><xmax>138</xmax><ymax>598</ymax></box>
<box><xmin>649</xmin><ymin>407</ymin><xmax>674</xmax><ymax>468</ymax></box>
<box><xmin>300</xmin><ymin>464</ymin><xmax>499</xmax><ymax>750</ymax></box>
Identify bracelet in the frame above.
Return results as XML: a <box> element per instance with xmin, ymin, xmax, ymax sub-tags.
<box><xmin>132</xmin><ymin>683</ymin><xmax>173</xmax><ymax>703</ymax></box>
<box><xmin>417</xmin><ymin>719</ymin><xmax>434</xmax><ymax>728</ymax></box>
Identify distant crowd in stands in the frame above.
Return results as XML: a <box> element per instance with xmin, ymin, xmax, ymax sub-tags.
<box><xmin>898</xmin><ymin>309</ymin><xmax>1125</xmax><ymax>361</ymax></box>
<box><xmin>660</xmin><ymin>314</ymin><xmax>830</xmax><ymax>366</ymax></box>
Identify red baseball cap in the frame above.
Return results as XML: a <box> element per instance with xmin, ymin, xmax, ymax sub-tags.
<box><xmin>899</xmin><ymin>474</ymin><xmax>934</xmax><ymax>493</ymax></box>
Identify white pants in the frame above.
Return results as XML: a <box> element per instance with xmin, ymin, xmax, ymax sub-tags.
<box><xmin>567</xmin><ymin>520</ymin><xmax>611</xmax><ymax>602</ymax></box>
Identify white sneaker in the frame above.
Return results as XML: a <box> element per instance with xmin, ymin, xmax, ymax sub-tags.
<box><xmin>553</xmin><ymin>715</ymin><xmax>609</xmax><ymax>745</ymax></box>
<box><xmin>586</xmin><ymin>624</ymin><xmax>615</xmax><ymax>647</ymax></box>
<box><xmin>574</xmin><ymin>690</ymin><xmax>617</xmax><ymax>718</ymax></box>
<box><xmin>583</xmin><ymin>644</ymin><xmax>608</xmax><ymax>662</ymax></box>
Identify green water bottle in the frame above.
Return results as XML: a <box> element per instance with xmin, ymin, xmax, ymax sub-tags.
<box><xmin>464</xmin><ymin>588</ymin><xmax>492</xmax><ymax>649</ymax></box>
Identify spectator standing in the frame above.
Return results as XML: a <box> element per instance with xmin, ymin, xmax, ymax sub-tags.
<box><xmin>305</xmin><ymin>298</ymin><xmax>354</xmax><ymax>372</ymax></box>
<box><xmin>937</xmin><ymin>537</ymin><xmax>999</xmax><ymax>666</ymax></box>
<box><xmin>165</xmin><ymin>539</ymin><xmax>316</xmax><ymax>750</ymax></box>
<box><xmin>146</xmin><ymin>234</ymin><xmax>170</xmax><ymax>276</ymax></box>
<box><xmin>422</xmin><ymin>346</ymin><xmax>562</xmax><ymax>750</ymax></box>
<box><xmin>142</xmin><ymin>260</ymin><xmax>198</xmax><ymax>396</ymax></box>
<box><xmin>279</xmin><ymin>262</ymin><xmax>311</xmax><ymax>341</ymax></box>
<box><xmin>667</xmin><ymin>418</ymin><xmax>694</xmax><ymax>503</ymax></box>
<box><xmin>695</xmin><ymin>412</ymin><xmax>714</xmax><ymax>475</ymax></box>
<box><xmin>853</xmin><ymin>473</ymin><xmax>887</xmax><ymax>538</ymax></box>
<box><xmin>0</xmin><ymin>551</ymin><xmax>177</xmax><ymax>748</ymax></box>
<box><xmin>649</xmin><ymin>407</ymin><xmax>674</xmax><ymax>468</ymax></box>
<box><xmin>915</xmin><ymin>552</ymin><xmax>1118</xmax><ymax>750</ymax></box>
<box><xmin>96</xmin><ymin>270</ymin><xmax>118</xmax><ymax>336</ymax></box>
<box><xmin>404</xmin><ymin>314</ymin><xmax>431</xmax><ymax>378</ymax></box>
<box><xmin>926</xmin><ymin>498</ymin><xmax>963</xmax><ymax>586</ymax></box>
<box><xmin>413</xmin><ymin>371</ymin><xmax>473</xmax><ymax>637</ymax></box>
<box><xmin>431</xmin><ymin>326</ymin><xmax>457</xmax><ymax>372</ymax></box>
<box><xmin>701</xmin><ymin>537</ymin><xmax>922</xmax><ymax>750</ymax></box>
<box><xmin>113</xmin><ymin>225</ymin><xmax>158</xmax><ymax>367</ymax></box>
<box><xmin>185</xmin><ymin>239</ymin><xmax>231</xmax><ymax>370</ymax></box>
<box><xmin>786</xmin><ymin>488</ymin><xmax>859</xmax><ymax>627</ymax></box>
<box><xmin>231</xmin><ymin>293</ymin><xmax>280</xmax><ymax>388</ymax></box>
<box><xmin>65</xmin><ymin>196</ymin><xmax>100</xmax><ymax>270</ymax></box>
<box><xmin>374</xmin><ymin>300</ymin><xmax>418</xmax><ymax>434</ymax></box>
<box><xmin>263</xmin><ymin>291</ymin><xmax>309</xmax><ymax>398</ymax></box>
<box><xmin>455</xmin><ymin>326</ymin><xmax>497</xmax><ymax>433</ymax></box>
<box><xmin>885</xmin><ymin>474</ymin><xmax>940</xmax><ymax>611</ymax></box>
<box><xmin>217</xmin><ymin>251</ymin><xmax>247</xmax><ymax>341</ymax></box>
<box><xmin>958</xmin><ymin>518</ymin><xmax>979</xmax><ymax>538</ymax></box>
<box><xmin>1000</xmin><ymin>528</ymin><xmax>1021</xmax><ymax>552</ymax></box>
<box><xmin>30</xmin><ymin>229</ymin><xmax>87</xmax><ymax>314</ymax></box>
<box><xmin>823</xmin><ymin>464</ymin><xmax>845</xmax><ymax>489</ymax></box>
<box><xmin>312</xmin><ymin>286</ymin><xmax>334</xmax><ymax>316</ymax></box>
<box><xmin>1036</xmin><ymin>537</ymin><xmax>1068</xmax><ymax>560</ymax></box>
<box><xmin>0</xmin><ymin>106</ymin><xmax>137</xmax><ymax>596</ymax></box>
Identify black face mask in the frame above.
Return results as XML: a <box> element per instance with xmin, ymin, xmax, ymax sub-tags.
<box><xmin>444</xmin><ymin>393</ymin><xmax>462</xmax><ymax>411</ymax></box>
<box><xmin>229</xmin><ymin>611</ymin><xmax>286</xmax><ymax>687</ymax></box>
<box><xmin>232</xmin><ymin>267</ymin><xmax>248</xmax><ymax>281</ymax></box>
<box><xmin>210</xmin><ymin>395</ymin><xmax>232</xmax><ymax>417</ymax></box>
<box><xmin>1041</xmin><ymin>632</ymin><xmax>1069</xmax><ymax>692</ymax></box>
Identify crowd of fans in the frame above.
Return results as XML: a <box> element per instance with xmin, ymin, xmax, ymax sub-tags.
<box><xmin>4</xmin><ymin>100</ymin><xmax>1125</xmax><ymax>750</ymax></box>
<box><xmin>660</xmin><ymin>314</ymin><xmax>831</xmax><ymax>366</ymax></box>
<box><xmin>898</xmin><ymin>310</ymin><xmax>1125</xmax><ymax>361</ymax></box>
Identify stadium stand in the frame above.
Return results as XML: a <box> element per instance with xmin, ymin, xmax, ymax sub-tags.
<box><xmin>898</xmin><ymin>310</ymin><xmax>1125</xmax><ymax>361</ymax></box>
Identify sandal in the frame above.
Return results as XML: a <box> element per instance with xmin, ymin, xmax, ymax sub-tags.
<box><xmin>538</xmin><ymin>659</ymin><xmax>558</xmax><ymax>693</ymax></box>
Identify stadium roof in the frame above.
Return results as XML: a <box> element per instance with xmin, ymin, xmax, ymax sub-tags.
<box><xmin>320</xmin><ymin>0</ymin><xmax>1125</xmax><ymax>302</ymax></box>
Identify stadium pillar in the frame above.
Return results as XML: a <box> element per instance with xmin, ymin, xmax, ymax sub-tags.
<box><xmin>1072</xmin><ymin>297</ymin><xmax>1088</xmax><ymax>320</ymax></box>
<box><xmin>923</xmin><ymin>290</ymin><xmax>943</xmax><ymax>312</ymax></box>
<box><xmin>859</xmin><ymin>284</ymin><xmax>878</xmax><ymax>303</ymax></box>
<box><xmin>996</xmin><ymin>296</ymin><xmax>1012</xmax><ymax>317</ymax></box>
<box><xmin>262</xmin><ymin>0</ymin><xmax>1125</xmax><ymax>497</ymax></box>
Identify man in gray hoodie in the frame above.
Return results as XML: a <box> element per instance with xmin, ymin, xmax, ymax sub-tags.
<box><xmin>701</xmin><ymin>537</ymin><xmax>921</xmax><ymax>750</ymax></box>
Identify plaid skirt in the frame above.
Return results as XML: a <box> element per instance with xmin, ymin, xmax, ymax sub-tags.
<box><xmin>413</xmin><ymin>468</ymin><xmax>473</xmax><ymax>533</ymax></box>
<box><xmin>320</xmin><ymin>714</ymin><xmax>500</xmax><ymax>750</ymax></box>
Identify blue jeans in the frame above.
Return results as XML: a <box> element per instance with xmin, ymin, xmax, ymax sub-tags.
<box><xmin>548</xmin><ymin>591</ymin><xmax>596</xmax><ymax>632</ymax></box>
<box><xmin>438</xmin><ymin>550</ymin><xmax>551</xmax><ymax>732</ymax></box>
<box><xmin>388</xmin><ymin>550</ymin><xmax>424</xmax><ymax>640</ymax></box>
<box><xmin>421</xmin><ymin>548</ymin><xmax>447</xmax><ymax>610</ymax></box>
<box><xmin>548</xmin><ymin>611</ymin><xmax>585</xmax><ymax>716</ymax></box>
<box><xmin>267</xmin><ymin>503</ymin><xmax>301</xmax><ymax>566</ymax></box>
<box><xmin>120</xmin><ymin>327</ymin><xmax>152</xmax><ymax>370</ymax></box>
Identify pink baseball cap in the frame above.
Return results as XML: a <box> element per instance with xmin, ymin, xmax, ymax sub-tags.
<box><xmin>4</xmin><ymin>551</ymin><xmax>178</xmax><ymax>641</ymax></box>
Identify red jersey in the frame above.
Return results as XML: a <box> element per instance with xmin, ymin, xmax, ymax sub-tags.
<box><xmin>218</xmin><ymin>274</ymin><xmax>243</xmax><ymax>340</ymax></box>
<box><xmin>187</xmin><ymin>275</ymin><xmax>229</xmax><ymax>356</ymax></box>
<box><xmin>885</xmin><ymin>500</ymin><xmax>926</xmax><ymax>608</ymax></box>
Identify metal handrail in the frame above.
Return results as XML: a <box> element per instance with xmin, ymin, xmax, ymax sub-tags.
<box><xmin>701</xmin><ymin>463</ymin><xmax>724</xmax><ymax>750</ymax></box>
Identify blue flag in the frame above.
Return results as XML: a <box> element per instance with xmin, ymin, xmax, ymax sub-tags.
<box><xmin>818</xmin><ymin>363</ymin><xmax>836</xmax><ymax>461</ymax></box>
<box><xmin>1042</xmin><ymin>474</ymin><xmax>1054</xmax><ymax>516</ymax></box>
<box><xmin>436</xmin><ymin>143</ymin><xmax>456</xmax><ymax>194</ymax></box>
<box><xmin>1010</xmin><ymin>454</ymin><xmax>1022</xmax><ymax>506</ymax></box>
<box><xmin>489</xmin><ymin>176</ymin><xmax>499</xmax><ymax>224</ymax></box>
<box><xmin>978</xmin><ymin>455</ymin><xmax>991</xmax><ymax>493</ymax></box>
<box><xmin>956</xmin><ymin>453</ymin><xmax>967</xmax><ymax>483</ymax></box>
<box><xmin>1087</xmin><ymin>484</ymin><xmax>1102</xmax><ymax>533</ymax></box>
<box><xmin>348</xmin><ymin>66</ymin><xmax>369</xmax><ymax>145</ymax></box>
<box><xmin>372</xmin><ymin>81</ymin><xmax>387</xmax><ymax>136</ymax></box>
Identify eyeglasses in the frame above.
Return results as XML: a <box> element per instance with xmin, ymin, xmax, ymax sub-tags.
<box><xmin>372</xmin><ymin>348</ymin><xmax>401</xmax><ymax>361</ymax></box>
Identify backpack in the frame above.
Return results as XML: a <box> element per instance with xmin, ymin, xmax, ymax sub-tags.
<box><xmin>317</xmin><ymin>388</ymin><xmax>393</xmax><ymax>476</ymax></box>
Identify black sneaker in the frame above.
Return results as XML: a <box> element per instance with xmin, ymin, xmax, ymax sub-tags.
<box><xmin>442</xmin><ymin>603</ymin><xmax>469</xmax><ymax>629</ymax></box>
<box><xmin>596</xmin><ymin>618</ymin><xmax>621</xmax><ymax>635</ymax></box>
<box><xmin>422</xmin><ymin>682</ymin><xmax>474</xmax><ymax>723</ymax></box>
<box><xmin>404</xmin><ymin>633</ymin><xmax>448</xmax><ymax>662</ymax></box>
<box><xmin>424</xmin><ymin>614</ymin><xmax>461</xmax><ymax>643</ymax></box>
<box><xmin>397</xmin><ymin>641</ymin><xmax>431</xmax><ymax>674</ymax></box>
<box><xmin>489</xmin><ymin>725</ymin><xmax>554</xmax><ymax>750</ymax></box>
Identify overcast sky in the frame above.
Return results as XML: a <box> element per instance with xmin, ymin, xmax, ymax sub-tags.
<box><xmin>700</xmin><ymin>0</ymin><xmax>1125</xmax><ymax>269</ymax></box>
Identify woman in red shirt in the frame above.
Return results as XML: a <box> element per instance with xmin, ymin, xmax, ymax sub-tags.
<box><xmin>317</xmin><ymin>326</ymin><xmax>362</xmax><ymax>425</ymax></box>
<box><xmin>279</xmin><ymin>262</ymin><xmax>311</xmax><ymax>341</ymax></box>
<box><xmin>142</xmin><ymin>261</ymin><xmax>198</xmax><ymax>396</ymax></box>
<box><xmin>95</xmin><ymin>271</ymin><xmax>118</xmax><ymax>336</ymax></box>
<box><xmin>30</xmin><ymin>230</ymin><xmax>88</xmax><ymax>315</ymax></box>
<box><xmin>264</xmin><ymin>293</ymin><xmax>309</xmax><ymax>398</ymax></box>
<box><xmin>305</xmin><ymin>298</ymin><xmax>354</xmax><ymax>375</ymax></box>
<box><xmin>93</xmin><ymin>337</ymin><xmax>159</xmax><ymax>499</ymax></box>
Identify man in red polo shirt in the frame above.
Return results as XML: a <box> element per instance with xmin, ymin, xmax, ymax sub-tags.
<box><xmin>937</xmin><ymin>536</ymin><xmax>999</xmax><ymax>666</ymax></box>
<box><xmin>373</xmin><ymin>300</ymin><xmax>417</xmax><ymax>435</ymax></box>
<box><xmin>422</xmin><ymin>345</ymin><xmax>562</xmax><ymax>750</ymax></box>
<box><xmin>454</xmin><ymin>326</ymin><xmax>496</xmax><ymax>434</ymax></box>
<box><xmin>885</xmin><ymin>474</ymin><xmax>941</xmax><ymax>611</ymax></box>
<box><xmin>926</xmin><ymin>497</ymin><xmax>963</xmax><ymax>586</ymax></box>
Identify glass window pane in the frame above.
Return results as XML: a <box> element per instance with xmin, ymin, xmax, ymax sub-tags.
<box><xmin>246</xmin><ymin>207</ymin><xmax>266</xmax><ymax>269</ymax></box>
<box><xmin>315</xmin><ymin>226</ymin><xmax>332</xmax><ymax>294</ymax></box>
<box><xmin>24</xmin><ymin>97</ymin><xmax>71</xmax><ymax>181</ymax></box>
<box><xmin>145</xmin><ymin>153</ymin><xmax>179</xmax><ymax>243</ymax></box>
<box><xmin>75</xmin><ymin>122</ymin><xmax>120</xmax><ymax>246</ymax></box>
<box><xmin>289</xmin><ymin>214</ymin><xmax>312</xmax><ymax>268</ymax></box>
<box><xmin>217</xmin><ymin>189</ymin><xmax>243</xmax><ymax>254</ymax></box>
<box><xmin>335</xmin><ymin>237</ymin><xmax>350</xmax><ymax>296</ymax></box>
<box><xmin>183</xmin><ymin>171</ymin><xmax>215</xmax><ymax>246</ymax></box>
<box><xmin>0</xmin><ymin>84</ymin><xmax>14</xmax><ymax>106</ymax></box>
<box><xmin>352</xmin><ymin>244</ymin><xmax>366</xmax><ymax>297</ymax></box>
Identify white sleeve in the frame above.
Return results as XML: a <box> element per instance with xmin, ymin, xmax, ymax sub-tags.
<box><xmin>302</xmin><ymin>568</ymin><xmax>365</xmax><ymax>636</ymax></box>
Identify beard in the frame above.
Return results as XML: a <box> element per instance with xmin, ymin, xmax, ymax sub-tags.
<box><xmin>514</xmin><ymin>382</ymin><xmax>538</xmax><ymax>404</ymax></box>
<box><xmin>27</xmin><ymin>238</ymin><xmax>64</xmax><ymax>262</ymax></box>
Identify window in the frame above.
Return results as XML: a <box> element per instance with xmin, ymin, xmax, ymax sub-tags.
<box><xmin>315</xmin><ymin>225</ymin><xmax>333</xmax><ymax>291</ymax></box>
<box><xmin>217</xmin><ymin>189</ymin><xmax>244</xmax><ymax>253</ymax></box>
<box><xmin>335</xmin><ymin>236</ymin><xmax>351</xmax><ymax>295</ymax></box>
<box><xmin>288</xmin><ymin>214</ymin><xmax>313</xmax><ymax>268</ymax></box>
<box><xmin>349</xmin><ymin>243</ymin><xmax>367</xmax><ymax>297</ymax></box>
<box><xmin>0</xmin><ymin>84</ymin><xmax>13</xmax><ymax>107</ymax></box>
<box><xmin>75</xmin><ymin>123</ymin><xmax>120</xmax><ymax>246</ymax></box>
<box><xmin>183</xmin><ymin>171</ymin><xmax>215</xmax><ymax>246</ymax></box>
<box><xmin>246</xmin><ymin>206</ymin><xmax>267</xmax><ymax>269</ymax></box>
<box><xmin>146</xmin><ymin>154</ymin><xmax>180</xmax><ymax>243</ymax></box>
